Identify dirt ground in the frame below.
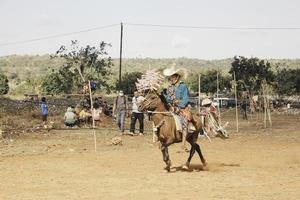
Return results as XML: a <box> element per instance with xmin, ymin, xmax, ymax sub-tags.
<box><xmin>0</xmin><ymin>111</ymin><xmax>300</xmax><ymax>200</ymax></box>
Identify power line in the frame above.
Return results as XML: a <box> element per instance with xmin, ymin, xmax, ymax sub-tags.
<box><xmin>2</xmin><ymin>22</ymin><xmax>300</xmax><ymax>48</ymax></box>
<box><xmin>125</xmin><ymin>22</ymin><xmax>300</xmax><ymax>30</ymax></box>
<box><xmin>0</xmin><ymin>24</ymin><xmax>119</xmax><ymax>47</ymax></box>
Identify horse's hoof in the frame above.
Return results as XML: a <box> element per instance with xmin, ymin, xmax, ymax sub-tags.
<box><xmin>182</xmin><ymin>164</ymin><xmax>189</xmax><ymax>170</ymax></box>
<box><xmin>202</xmin><ymin>161</ymin><xmax>207</xmax><ymax>167</ymax></box>
<box><xmin>164</xmin><ymin>167</ymin><xmax>170</xmax><ymax>172</ymax></box>
<box><xmin>182</xmin><ymin>162</ymin><xmax>190</xmax><ymax>170</ymax></box>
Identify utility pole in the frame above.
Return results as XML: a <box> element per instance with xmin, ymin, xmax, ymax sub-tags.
<box><xmin>234</xmin><ymin>72</ymin><xmax>239</xmax><ymax>133</ymax></box>
<box><xmin>119</xmin><ymin>22</ymin><xmax>123</xmax><ymax>90</ymax></box>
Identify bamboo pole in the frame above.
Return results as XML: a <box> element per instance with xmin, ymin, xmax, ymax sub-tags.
<box><xmin>88</xmin><ymin>80</ymin><xmax>97</xmax><ymax>152</ymax></box>
<box><xmin>267</xmin><ymin>106</ymin><xmax>272</xmax><ymax>129</ymax></box>
<box><xmin>266</xmin><ymin>84</ymin><xmax>272</xmax><ymax>129</ymax></box>
<box><xmin>198</xmin><ymin>74</ymin><xmax>201</xmax><ymax>112</ymax></box>
<box><xmin>262</xmin><ymin>85</ymin><xmax>267</xmax><ymax>129</ymax></box>
<box><xmin>234</xmin><ymin>72</ymin><xmax>239</xmax><ymax>133</ymax></box>
<box><xmin>216</xmin><ymin>70</ymin><xmax>221</xmax><ymax>124</ymax></box>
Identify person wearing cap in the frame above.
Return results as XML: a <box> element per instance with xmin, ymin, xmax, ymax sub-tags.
<box><xmin>201</xmin><ymin>98</ymin><xmax>219</xmax><ymax>135</ymax></box>
<box><xmin>64</xmin><ymin>107</ymin><xmax>78</xmax><ymax>127</ymax></box>
<box><xmin>129</xmin><ymin>91</ymin><xmax>145</xmax><ymax>135</ymax></box>
<box><xmin>202</xmin><ymin>98</ymin><xmax>218</xmax><ymax>119</ymax></box>
<box><xmin>163</xmin><ymin>65</ymin><xmax>196</xmax><ymax>151</ymax></box>
<box><xmin>113</xmin><ymin>90</ymin><xmax>128</xmax><ymax>134</ymax></box>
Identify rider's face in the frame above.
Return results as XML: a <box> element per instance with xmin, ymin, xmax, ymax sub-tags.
<box><xmin>169</xmin><ymin>74</ymin><xmax>179</xmax><ymax>85</ymax></box>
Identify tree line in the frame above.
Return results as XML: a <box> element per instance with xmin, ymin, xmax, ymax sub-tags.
<box><xmin>0</xmin><ymin>42</ymin><xmax>300</xmax><ymax>97</ymax></box>
<box><xmin>185</xmin><ymin>56</ymin><xmax>300</xmax><ymax>97</ymax></box>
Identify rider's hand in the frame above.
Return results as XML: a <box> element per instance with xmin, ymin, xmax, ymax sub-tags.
<box><xmin>174</xmin><ymin>107</ymin><xmax>180</xmax><ymax>114</ymax></box>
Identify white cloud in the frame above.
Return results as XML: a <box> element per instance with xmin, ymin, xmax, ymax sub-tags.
<box><xmin>171</xmin><ymin>35</ymin><xmax>190</xmax><ymax>48</ymax></box>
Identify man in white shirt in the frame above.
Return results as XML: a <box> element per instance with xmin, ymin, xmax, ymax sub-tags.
<box><xmin>129</xmin><ymin>91</ymin><xmax>145</xmax><ymax>135</ymax></box>
<box><xmin>64</xmin><ymin>107</ymin><xmax>78</xmax><ymax>127</ymax></box>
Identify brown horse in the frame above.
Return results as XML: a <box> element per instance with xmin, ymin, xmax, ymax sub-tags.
<box><xmin>138</xmin><ymin>89</ymin><xmax>206</xmax><ymax>172</ymax></box>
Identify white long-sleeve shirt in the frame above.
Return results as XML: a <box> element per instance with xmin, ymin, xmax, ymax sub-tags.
<box><xmin>132</xmin><ymin>96</ymin><xmax>145</xmax><ymax>113</ymax></box>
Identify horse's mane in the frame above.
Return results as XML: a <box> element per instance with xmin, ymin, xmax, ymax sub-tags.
<box><xmin>159</xmin><ymin>91</ymin><xmax>171</xmax><ymax>111</ymax></box>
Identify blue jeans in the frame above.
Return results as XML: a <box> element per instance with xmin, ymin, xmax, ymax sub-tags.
<box><xmin>116</xmin><ymin>110</ymin><xmax>126</xmax><ymax>132</ymax></box>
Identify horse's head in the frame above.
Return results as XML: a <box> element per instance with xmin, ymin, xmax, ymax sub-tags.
<box><xmin>138</xmin><ymin>89</ymin><xmax>168</xmax><ymax>112</ymax></box>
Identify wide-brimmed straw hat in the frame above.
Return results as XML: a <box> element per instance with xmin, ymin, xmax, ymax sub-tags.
<box><xmin>202</xmin><ymin>98</ymin><xmax>212</xmax><ymax>106</ymax></box>
<box><xmin>163</xmin><ymin>64</ymin><xmax>187</xmax><ymax>79</ymax></box>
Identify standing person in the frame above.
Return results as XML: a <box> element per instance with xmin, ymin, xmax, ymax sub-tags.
<box><xmin>130</xmin><ymin>91</ymin><xmax>145</xmax><ymax>135</ymax></box>
<box><xmin>40</xmin><ymin>97</ymin><xmax>48</xmax><ymax>126</ymax></box>
<box><xmin>113</xmin><ymin>90</ymin><xmax>128</xmax><ymax>135</ymax></box>
<box><xmin>241</xmin><ymin>99</ymin><xmax>248</xmax><ymax>120</ymax></box>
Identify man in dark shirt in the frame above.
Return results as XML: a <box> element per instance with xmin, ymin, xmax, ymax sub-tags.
<box><xmin>113</xmin><ymin>91</ymin><xmax>128</xmax><ymax>134</ymax></box>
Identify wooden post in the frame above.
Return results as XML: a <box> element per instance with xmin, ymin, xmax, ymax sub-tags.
<box><xmin>88</xmin><ymin>80</ymin><xmax>97</xmax><ymax>152</ymax></box>
<box><xmin>234</xmin><ymin>72</ymin><xmax>239</xmax><ymax>133</ymax></box>
<box><xmin>198</xmin><ymin>74</ymin><xmax>201</xmax><ymax>112</ymax></box>
<box><xmin>216</xmin><ymin>70</ymin><xmax>221</xmax><ymax>123</ymax></box>
<box><xmin>119</xmin><ymin>22</ymin><xmax>123</xmax><ymax>90</ymax></box>
<box><xmin>262</xmin><ymin>85</ymin><xmax>267</xmax><ymax>129</ymax></box>
<box><xmin>267</xmin><ymin>104</ymin><xmax>272</xmax><ymax>129</ymax></box>
<box><xmin>266</xmin><ymin>83</ymin><xmax>272</xmax><ymax>129</ymax></box>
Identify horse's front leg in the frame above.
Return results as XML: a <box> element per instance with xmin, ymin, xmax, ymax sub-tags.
<box><xmin>161</xmin><ymin>143</ymin><xmax>171</xmax><ymax>172</ymax></box>
<box><xmin>182</xmin><ymin>142</ymin><xmax>196</xmax><ymax>170</ymax></box>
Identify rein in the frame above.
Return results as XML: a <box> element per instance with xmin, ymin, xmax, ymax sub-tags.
<box><xmin>147</xmin><ymin>111</ymin><xmax>172</xmax><ymax>114</ymax></box>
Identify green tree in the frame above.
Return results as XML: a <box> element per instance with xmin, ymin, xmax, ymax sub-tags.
<box><xmin>229</xmin><ymin>56</ymin><xmax>274</xmax><ymax>95</ymax></box>
<box><xmin>187</xmin><ymin>70</ymin><xmax>231</xmax><ymax>95</ymax></box>
<box><xmin>0</xmin><ymin>73</ymin><xmax>9</xmax><ymax>95</ymax></box>
<box><xmin>275</xmin><ymin>68</ymin><xmax>300</xmax><ymax>95</ymax></box>
<box><xmin>40</xmin><ymin>66</ymin><xmax>74</xmax><ymax>95</ymax></box>
<box><xmin>53</xmin><ymin>40</ymin><xmax>113</xmax><ymax>92</ymax></box>
<box><xmin>117</xmin><ymin>72</ymin><xmax>143</xmax><ymax>95</ymax></box>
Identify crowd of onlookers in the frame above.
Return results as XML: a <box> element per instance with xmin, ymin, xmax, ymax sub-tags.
<box><xmin>39</xmin><ymin>92</ymin><xmax>300</xmax><ymax>133</ymax></box>
<box><xmin>63</xmin><ymin>96</ymin><xmax>113</xmax><ymax>127</ymax></box>
<box><xmin>40</xmin><ymin>91</ymin><xmax>146</xmax><ymax>135</ymax></box>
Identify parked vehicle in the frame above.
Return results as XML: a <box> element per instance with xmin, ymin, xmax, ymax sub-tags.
<box><xmin>213</xmin><ymin>97</ymin><xmax>238</xmax><ymax>108</ymax></box>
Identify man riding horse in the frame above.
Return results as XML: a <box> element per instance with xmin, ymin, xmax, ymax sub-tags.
<box><xmin>162</xmin><ymin>66</ymin><xmax>197</xmax><ymax>151</ymax></box>
<box><xmin>136</xmin><ymin>69</ymin><xmax>207</xmax><ymax>171</ymax></box>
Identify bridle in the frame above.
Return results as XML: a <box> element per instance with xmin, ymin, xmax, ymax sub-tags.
<box><xmin>141</xmin><ymin>89</ymin><xmax>172</xmax><ymax>115</ymax></box>
<box><xmin>140</xmin><ymin>90</ymin><xmax>153</xmax><ymax>109</ymax></box>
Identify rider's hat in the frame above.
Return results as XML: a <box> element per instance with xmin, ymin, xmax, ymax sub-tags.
<box><xmin>163</xmin><ymin>63</ymin><xmax>187</xmax><ymax>79</ymax></box>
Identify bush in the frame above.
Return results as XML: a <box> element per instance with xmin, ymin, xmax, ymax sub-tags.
<box><xmin>0</xmin><ymin>73</ymin><xmax>9</xmax><ymax>95</ymax></box>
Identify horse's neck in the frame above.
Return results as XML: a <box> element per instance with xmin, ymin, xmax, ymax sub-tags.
<box><xmin>152</xmin><ymin>103</ymin><xmax>168</xmax><ymax>125</ymax></box>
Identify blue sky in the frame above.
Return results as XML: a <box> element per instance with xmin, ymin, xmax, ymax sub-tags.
<box><xmin>0</xmin><ymin>0</ymin><xmax>300</xmax><ymax>59</ymax></box>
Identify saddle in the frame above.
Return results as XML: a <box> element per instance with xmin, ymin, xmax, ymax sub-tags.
<box><xmin>179</xmin><ymin>107</ymin><xmax>192</xmax><ymax>121</ymax></box>
<box><xmin>172</xmin><ymin>107</ymin><xmax>196</xmax><ymax>132</ymax></box>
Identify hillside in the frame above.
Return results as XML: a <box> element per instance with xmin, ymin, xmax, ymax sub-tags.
<box><xmin>0</xmin><ymin>55</ymin><xmax>299</xmax><ymax>92</ymax></box>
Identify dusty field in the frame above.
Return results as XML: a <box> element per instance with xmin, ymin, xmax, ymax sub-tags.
<box><xmin>0</xmin><ymin>112</ymin><xmax>300</xmax><ymax>200</ymax></box>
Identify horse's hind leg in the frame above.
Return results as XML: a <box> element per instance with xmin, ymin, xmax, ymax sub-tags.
<box><xmin>161</xmin><ymin>144</ymin><xmax>171</xmax><ymax>172</ymax></box>
<box><xmin>195</xmin><ymin>143</ymin><xmax>206</xmax><ymax>166</ymax></box>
